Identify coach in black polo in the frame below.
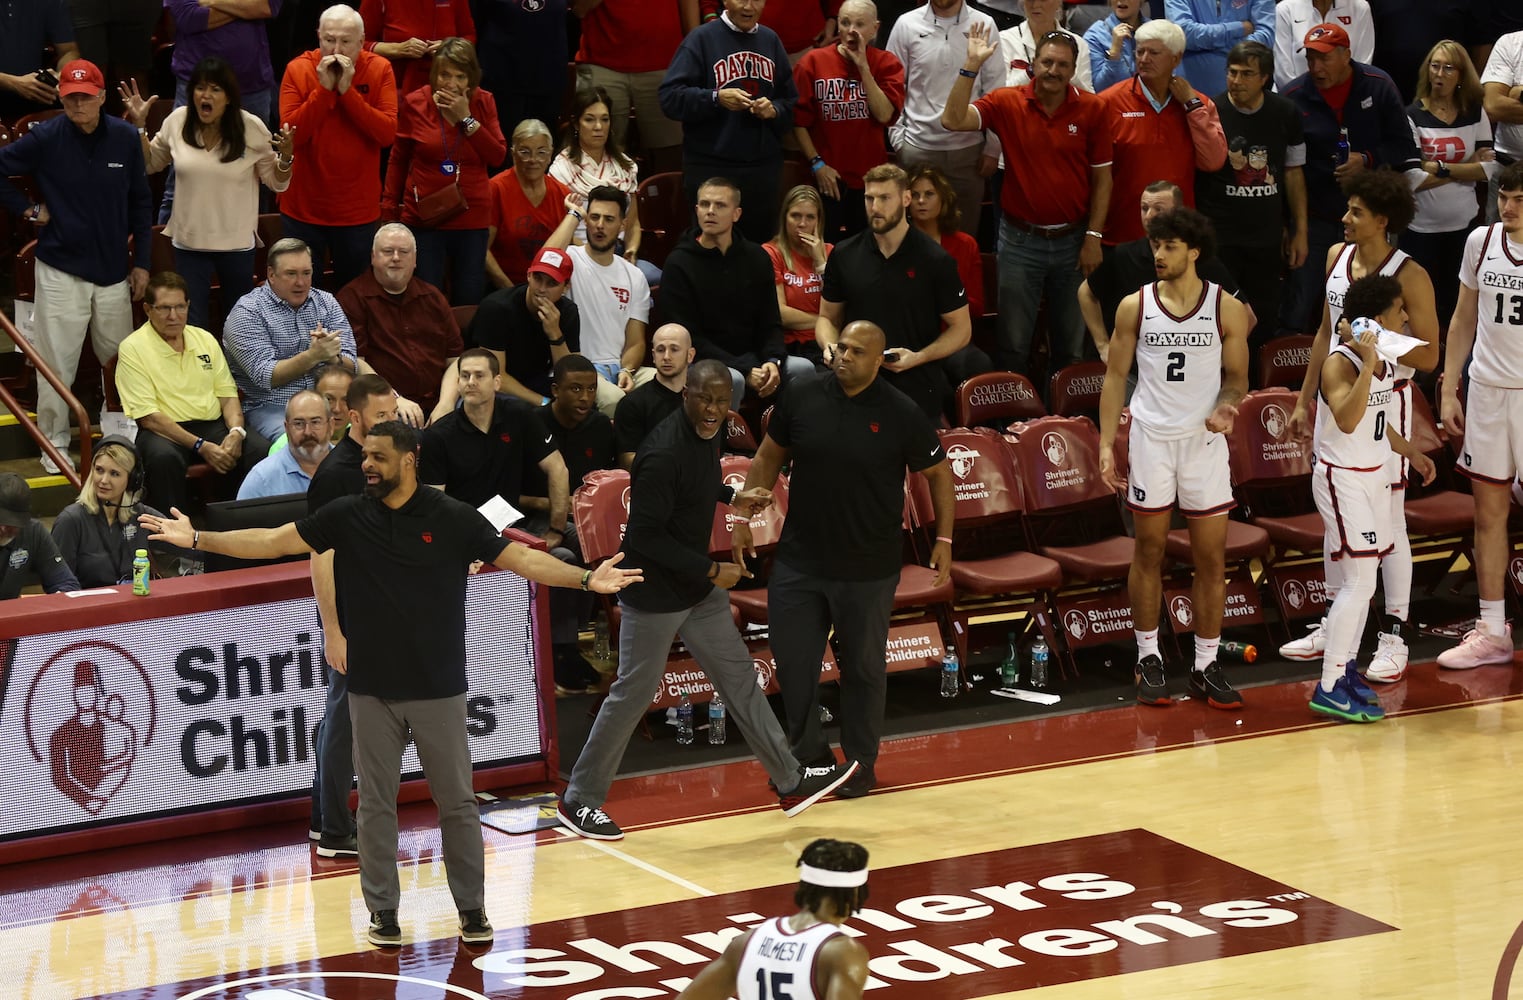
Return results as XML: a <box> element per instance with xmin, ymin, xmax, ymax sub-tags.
<box><xmin>816</xmin><ymin>163</ymin><xmax>971</xmax><ymax>421</ymax></box>
<box><xmin>735</xmin><ymin>321</ymin><xmax>956</xmax><ymax>799</ymax></box>
<box><xmin>141</xmin><ymin>421</ymin><xmax>639</xmax><ymax>948</ymax></box>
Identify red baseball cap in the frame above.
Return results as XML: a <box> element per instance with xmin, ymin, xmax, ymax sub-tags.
<box><xmin>58</xmin><ymin>59</ymin><xmax>106</xmax><ymax>97</ymax></box>
<box><xmin>528</xmin><ymin>247</ymin><xmax>573</xmax><ymax>285</ymax></box>
<box><xmin>1303</xmin><ymin>23</ymin><xmax>1351</xmax><ymax>53</ymax></box>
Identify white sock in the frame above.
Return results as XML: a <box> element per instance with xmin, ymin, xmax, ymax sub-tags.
<box><xmin>1135</xmin><ymin>628</ymin><xmax>1160</xmax><ymax>662</ymax></box>
<box><xmin>1381</xmin><ymin>492</ymin><xmax>1412</xmax><ymax>623</ymax></box>
<box><xmin>1480</xmin><ymin>599</ymin><xmax>1506</xmax><ymax>635</ymax></box>
<box><xmin>1194</xmin><ymin>635</ymin><xmax>1219</xmax><ymax>672</ymax></box>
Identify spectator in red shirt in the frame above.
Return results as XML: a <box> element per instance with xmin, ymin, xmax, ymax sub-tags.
<box><xmin>487</xmin><ymin>119</ymin><xmax>571</xmax><ymax>290</ymax></box>
<box><xmin>574</xmin><ymin>0</ymin><xmax>686</xmax><ymax>174</ymax></box>
<box><xmin>907</xmin><ymin>164</ymin><xmax>983</xmax><ymax>318</ymax></box>
<box><xmin>764</xmin><ymin>184</ymin><xmax>833</xmax><ymax>368</ymax></box>
<box><xmin>382</xmin><ymin>38</ymin><xmax>507</xmax><ymax>305</ymax></box>
<box><xmin>793</xmin><ymin>0</ymin><xmax>905</xmax><ymax>240</ymax></box>
<box><xmin>359</xmin><ymin>0</ymin><xmax>474</xmax><ymax>95</ymax></box>
<box><xmin>279</xmin><ymin>4</ymin><xmax>398</xmax><ymax>290</ymax></box>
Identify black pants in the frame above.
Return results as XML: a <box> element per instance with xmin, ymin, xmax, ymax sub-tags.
<box><xmin>684</xmin><ymin>157</ymin><xmax>782</xmax><ymax>247</ymax></box>
<box><xmin>137</xmin><ymin>419</ymin><xmax>271</xmax><ymax>512</ymax></box>
<box><xmin>1401</xmin><ymin>227</ymin><xmax>1468</xmax><ymax>336</ymax></box>
<box><xmin>279</xmin><ymin>215</ymin><xmax>378</xmax><ymax>292</ymax></box>
<box><xmin>1282</xmin><ymin>216</ymin><xmax>1342</xmax><ymax>334</ymax></box>
<box><xmin>1218</xmin><ymin>242</ymin><xmax>1286</xmax><ymax>376</ymax></box>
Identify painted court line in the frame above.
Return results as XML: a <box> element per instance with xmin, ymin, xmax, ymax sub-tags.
<box><xmin>579</xmin><ymin>836</ymin><xmax>717</xmax><ymax>897</ymax></box>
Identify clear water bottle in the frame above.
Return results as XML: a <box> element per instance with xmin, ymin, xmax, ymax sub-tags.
<box><xmin>1029</xmin><ymin>635</ymin><xmax>1050</xmax><ymax>690</ymax></box>
<box><xmin>939</xmin><ymin>650</ymin><xmax>960</xmax><ymax>698</ymax></box>
<box><xmin>1000</xmin><ymin>631</ymin><xmax>1019</xmax><ymax>688</ymax></box>
<box><xmin>1335</xmin><ymin>126</ymin><xmax>1351</xmax><ymax>165</ymax></box>
<box><xmin>132</xmin><ymin>549</ymin><xmax>150</xmax><ymax>596</ymax></box>
<box><xmin>708</xmin><ymin>695</ymin><xmax>726</xmax><ymax>745</ymax></box>
<box><xmin>676</xmin><ymin>694</ymin><xmax>694</xmax><ymax>745</ymax></box>
<box><xmin>592</xmin><ymin>610</ymin><xmax>611</xmax><ymax>661</ymax></box>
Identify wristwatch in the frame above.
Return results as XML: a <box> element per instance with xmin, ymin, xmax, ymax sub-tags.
<box><xmin>1435</xmin><ymin>161</ymin><xmax>1451</xmax><ymax>179</ymax></box>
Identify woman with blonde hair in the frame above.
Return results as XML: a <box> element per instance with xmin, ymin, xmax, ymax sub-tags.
<box><xmin>764</xmin><ymin>185</ymin><xmax>833</xmax><ymax>369</ymax></box>
<box><xmin>51</xmin><ymin>438</ymin><xmax>169</xmax><ymax>587</ymax></box>
<box><xmin>1405</xmin><ymin>39</ymin><xmax>1494</xmax><ymax>324</ymax></box>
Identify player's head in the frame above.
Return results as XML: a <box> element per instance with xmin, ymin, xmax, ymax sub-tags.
<box><xmin>1498</xmin><ymin>162</ymin><xmax>1523</xmax><ymax>234</ymax></box>
<box><xmin>795</xmin><ymin>838</ymin><xmax>870</xmax><ymax>920</ymax></box>
<box><xmin>1145</xmin><ymin>207</ymin><xmax>1214</xmax><ymax>281</ymax></box>
<box><xmin>1341</xmin><ymin>273</ymin><xmax>1406</xmax><ymax>334</ymax></box>
<box><xmin>1340</xmin><ymin>170</ymin><xmax>1415</xmax><ymax>243</ymax></box>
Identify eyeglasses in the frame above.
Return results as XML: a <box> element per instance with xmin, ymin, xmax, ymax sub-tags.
<box><xmin>288</xmin><ymin>418</ymin><xmax>329</xmax><ymax>431</ymax></box>
<box><xmin>514</xmin><ymin>147</ymin><xmax>552</xmax><ymax>160</ymax></box>
<box><xmin>149</xmin><ymin>303</ymin><xmax>188</xmax><ymax>314</ymax></box>
<box><xmin>1429</xmin><ymin>62</ymin><xmax>1460</xmax><ymax>74</ymax></box>
<box><xmin>376</xmin><ymin>247</ymin><xmax>414</xmax><ymax>257</ymax></box>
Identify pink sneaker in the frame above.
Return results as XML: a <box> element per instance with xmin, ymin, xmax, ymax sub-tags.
<box><xmin>1436</xmin><ymin>623</ymin><xmax>1515</xmax><ymax>670</ymax></box>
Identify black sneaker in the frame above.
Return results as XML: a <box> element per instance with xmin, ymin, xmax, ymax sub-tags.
<box><xmin>1188</xmin><ymin>661</ymin><xmax>1243</xmax><ymax>710</ymax></box>
<box><xmin>367</xmin><ymin>909</ymin><xmax>401</xmax><ymax>947</ymax></box>
<box><xmin>833</xmin><ymin>765</ymin><xmax>876</xmax><ymax>799</ymax></box>
<box><xmin>1135</xmin><ymin>654</ymin><xmax>1170</xmax><ymax>706</ymax></box>
<box><xmin>316</xmin><ymin>833</ymin><xmax>358</xmax><ymax>858</ymax></box>
<box><xmin>459</xmin><ymin>908</ymin><xmax>493</xmax><ymax>943</ymax></box>
<box><xmin>778</xmin><ymin>761</ymin><xmax>859</xmax><ymax>817</ymax></box>
<box><xmin>553</xmin><ymin>652</ymin><xmax>602</xmax><ymax>695</ymax></box>
<box><xmin>557</xmin><ymin>798</ymin><xmax>624</xmax><ymax>840</ymax></box>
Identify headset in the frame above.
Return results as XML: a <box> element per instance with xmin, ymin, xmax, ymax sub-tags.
<box><xmin>94</xmin><ymin>435</ymin><xmax>145</xmax><ymax>499</ymax></box>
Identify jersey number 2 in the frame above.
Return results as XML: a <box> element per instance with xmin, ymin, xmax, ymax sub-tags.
<box><xmin>1166</xmin><ymin>352</ymin><xmax>1185</xmax><ymax>381</ymax></box>
<box><xmin>1495</xmin><ymin>294</ymin><xmax>1523</xmax><ymax>325</ymax></box>
<box><xmin>756</xmin><ymin>971</ymin><xmax>795</xmax><ymax>998</ymax></box>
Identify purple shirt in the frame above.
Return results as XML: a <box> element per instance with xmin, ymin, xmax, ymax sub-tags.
<box><xmin>167</xmin><ymin>0</ymin><xmax>283</xmax><ymax>93</ymax></box>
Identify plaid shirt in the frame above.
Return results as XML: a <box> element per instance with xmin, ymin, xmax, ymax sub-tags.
<box><xmin>225</xmin><ymin>283</ymin><xmax>355</xmax><ymax>418</ymax></box>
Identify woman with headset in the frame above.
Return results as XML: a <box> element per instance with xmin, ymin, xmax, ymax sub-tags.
<box><xmin>51</xmin><ymin>437</ymin><xmax>171</xmax><ymax>588</ymax></box>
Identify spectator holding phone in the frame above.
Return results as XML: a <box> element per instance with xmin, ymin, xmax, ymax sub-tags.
<box><xmin>0</xmin><ymin>0</ymin><xmax>82</xmax><ymax>123</ymax></box>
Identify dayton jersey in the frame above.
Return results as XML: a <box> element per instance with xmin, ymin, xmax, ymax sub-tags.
<box><xmin>1315</xmin><ymin>343</ymin><xmax>1395</xmax><ymax>470</ymax></box>
<box><xmin>736</xmin><ymin>917</ymin><xmax>844</xmax><ymax>1000</ymax></box>
<box><xmin>1324</xmin><ymin>243</ymin><xmax>1416</xmax><ymax>379</ymax></box>
<box><xmin>1129</xmin><ymin>280</ymin><xmax>1224</xmax><ymax>439</ymax></box>
<box><xmin>1460</xmin><ymin>223</ymin><xmax>1523</xmax><ymax>389</ymax></box>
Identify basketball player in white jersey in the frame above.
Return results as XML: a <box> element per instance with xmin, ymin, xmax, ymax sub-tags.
<box><xmin>1309</xmin><ymin>276</ymin><xmax>1436</xmax><ymax>722</ymax></box>
<box><xmin>1437</xmin><ymin>161</ymin><xmax>1523</xmax><ymax>669</ymax></box>
<box><xmin>678</xmin><ymin>838</ymin><xmax>871</xmax><ymax>1000</ymax></box>
<box><xmin>1284</xmin><ymin>171</ymin><xmax>1439</xmax><ymax>682</ymax></box>
<box><xmin>1099</xmin><ymin>208</ymin><xmax>1253</xmax><ymax>709</ymax></box>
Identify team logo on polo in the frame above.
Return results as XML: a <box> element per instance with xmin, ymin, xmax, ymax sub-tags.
<box><xmin>1261</xmin><ymin>404</ymin><xmax>1288</xmax><ymax>441</ymax></box>
<box><xmin>1042</xmin><ymin>432</ymin><xmax>1068</xmax><ymax>468</ymax></box>
<box><xmin>1064</xmin><ymin>609</ymin><xmax>1088</xmax><ymax>640</ymax></box>
<box><xmin>1170</xmin><ymin>595</ymin><xmax>1194</xmax><ymax>629</ymax></box>
<box><xmin>947</xmin><ymin>444</ymin><xmax>981</xmax><ymax>480</ymax></box>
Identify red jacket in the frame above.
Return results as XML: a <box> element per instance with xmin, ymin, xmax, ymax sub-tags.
<box><xmin>383</xmin><ymin>85</ymin><xmax>507</xmax><ymax>232</ymax></box>
<box><xmin>279</xmin><ymin>49</ymin><xmax>398</xmax><ymax>226</ymax></box>
<box><xmin>360</xmin><ymin>0</ymin><xmax>475</xmax><ymax>95</ymax></box>
<box><xmin>576</xmin><ymin>0</ymin><xmax>683</xmax><ymax>73</ymax></box>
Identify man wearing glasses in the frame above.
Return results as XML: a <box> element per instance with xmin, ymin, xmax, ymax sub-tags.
<box><xmin>114</xmin><ymin>271</ymin><xmax>270</xmax><ymax>513</ymax></box>
<box><xmin>237</xmin><ymin>391</ymin><xmax>334</xmax><ymax>499</ymax></box>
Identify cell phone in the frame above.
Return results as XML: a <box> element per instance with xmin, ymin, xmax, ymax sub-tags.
<box><xmin>883</xmin><ymin>349</ymin><xmax>899</xmax><ymax>359</ymax></box>
<box><xmin>35</xmin><ymin>69</ymin><xmax>59</xmax><ymax>88</ymax></box>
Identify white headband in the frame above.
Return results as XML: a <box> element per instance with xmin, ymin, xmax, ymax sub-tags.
<box><xmin>799</xmin><ymin>863</ymin><xmax>868</xmax><ymax>888</ymax></box>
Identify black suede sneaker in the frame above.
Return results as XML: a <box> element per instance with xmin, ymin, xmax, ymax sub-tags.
<box><xmin>367</xmin><ymin>909</ymin><xmax>401</xmax><ymax>947</ymax></box>
<box><xmin>316</xmin><ymin>833</ymin><xmax>358</xmax><ymax>858</ymax></box>
<box><xmin>459</xmin><ymin>908</ymin><xmax>493</xmax><ymax>943</ymax></box>
<box><xmin>557</xmin><ymin>798</ymin><xmax>624</xmax><ymax>840</ymax></box>
<box><xmin>833</xmin><ymin>765</ymin><xmax>876</xmax><ymax>799</ymax></box>
<box><xmin>778</xmin><ymin>761</ymin><xmax>859</xmax><ymax>817</ymax></box>
<box><xmin>1135</xmin><ymin>654</ymin><xmax>1170</xmax><ymax>706</ymax></box>
<box><xmin>1188</xmin><ymin>661</ymin><xmax>1243</xmax><ymax>710</ymax></box>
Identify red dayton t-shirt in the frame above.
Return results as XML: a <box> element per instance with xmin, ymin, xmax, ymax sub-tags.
<box><xmin>793</xmin><ymin>44</ymin><xmax>905</xmax><ymax>189</ymax></box>
<box><xmin>973</xmin><ymin>84</ymin><xmax>1113</xmax><ymax>227</ymax></box>
<box><xmin>488</xmin><ymin>170</ymin><xmax>571</xmax><ymax>285</ymax></box>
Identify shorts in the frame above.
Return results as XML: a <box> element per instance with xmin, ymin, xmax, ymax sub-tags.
<box><xmin>1314</xmin><ymin>461</ymin><xmax>1393</xmax><ymax>560</ymax></box>
<box><xmin>1456</xmin><ymin>381</ymin><xmax>1523</xmax><ymax>485</ymax></box>
<box><xmin>1124</xmin><ymin>424</ymin><xmax>1235</xmax><ymax>517</ymax></box>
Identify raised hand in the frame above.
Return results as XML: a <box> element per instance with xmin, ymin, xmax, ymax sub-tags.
<box><xmin>118</xmin><ymin>79</ymin><xmax>157</xmax><ymax>127</ymax></box>
<box><xmin>967</xmin><ymin>22</ymin><xmax>998</xmax><ymax>66</ymax></box>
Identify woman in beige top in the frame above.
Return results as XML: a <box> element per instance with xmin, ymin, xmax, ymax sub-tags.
<box><xmin>122</xmin><ymin>57</ymin><xmax>294</xmax><ymax>331</ymax></box>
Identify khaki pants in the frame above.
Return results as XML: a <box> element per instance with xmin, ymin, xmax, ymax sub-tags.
<box><xmin>33</xmin><ymin>259</ymin><xmax>133</xmax><ymax>450</ymax></box>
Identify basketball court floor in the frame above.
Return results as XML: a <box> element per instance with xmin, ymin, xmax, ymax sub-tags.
<box><xmin>4</xmin><ymin>656</ymin><xmax>1521</xmax><ymax>999</ymax></box>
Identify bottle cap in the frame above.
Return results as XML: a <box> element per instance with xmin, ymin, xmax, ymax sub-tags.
<box><xmin>135</xmin><ymin>548</ymin><xmax>148</xmax><ymax>557</ymax></box>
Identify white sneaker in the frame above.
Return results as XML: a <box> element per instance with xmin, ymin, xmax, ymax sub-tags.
<box><xmin>39</xmin><ymin>452</ymin><xmax>73</xmax><ymax>476</ymax></box>
<box><xmin>1279</xmin><ymin>620</ymin><xmax>1326</xmax><ymax>661</ymax></box>
<box><xmin>1437</xmin><ymin>622</ymin><xmax>1515</xmax><ymax>670</ymax></box>
<box><xmin>1366</xmin><ymin>632</ymin><xmax>1408</xmax><ymax>683</ymax></box>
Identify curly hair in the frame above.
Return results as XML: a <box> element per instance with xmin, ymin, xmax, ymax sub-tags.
<box><xmin>1341</xmin><ymin>273</ymin><xmax>1404</xmax><ymax>327</ymax></box>
<box><xmin>1341</xmin><ymin>169</ymin><xmax>1416</xmax><ymax>234</ymax></box>
<box><xmin>1145</xmin><ymin>206</ymin><xmax>1216</xmax><ymax>259</ymax></box>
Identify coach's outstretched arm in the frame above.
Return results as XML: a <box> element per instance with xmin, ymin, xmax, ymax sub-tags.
<box><xmin>143</xmin><ymin>509</ymin><xmax>313</xmax><ymax>560</ymax></box>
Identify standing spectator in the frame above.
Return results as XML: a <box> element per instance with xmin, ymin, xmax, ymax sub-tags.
<box><xmin>614</xmin><ymin>323</ymin><xmax>693</xmax><ymax>468</ymax></box>
<box><xmin>944</xmin><ymin>26</ymin><xmax>1112</xmax><ymax>374</ymax></box>
<box><xmin>572</xmin><ymin>0</ymin><xmax>686</xmax><ymax>175</ymax></box>
<box><xmin>116</xmin><ymin>272</ymin><xmax>267</xmax><ymax>510</ymax></box>
<box><xmin>1482</xmin><ymin>31</ymin><xmax>1523</xmax><ymax>225</ymax></box>
<box><xmin>0</xmin><ymin>59</ymin><xmax>149</xmax><ymax>475</ymax></box>
<box><xmin>886</xmin><ymin>0</ymin><xmax>1003</xmax><ymax>237</ymax></box>
<box><xmin>225</xmin><ymin>238</ymin><xmax>359</xmax><ymax>440</ymax></box>
<box><xmin>765</xmin><ymin>185</ymin><xmax>833</xmax><ymax>370</ymax></box>
<box><xmin>0</xmin><ymin>1</ymin><xmax>79</xmax><ymax>124</ymax></box>
<box><xmin>463</xmin><ymin>247</ymin><xmax>580</xmax><ymax>411</ymax></box>
<box><xmin>485</xmin><ymin>119</ymin><xmax>571</xmax><ymax>289</ymax></box>
<box><xmin>125</xmin><ymin>59</ymin><xmax>294</xmax><ymax>333</ymax></box>
<box><xmin>1087</xmin><ymin>0</ymin><xmax>1148</xmax><ymax>93</ymax></box>
<box><xmin>1280</xmin><ymin>23</ymin><xmax>1420</xmax><ymax>333</ymax></box>
<box><xmin>1164</xmin><ymin>0</ymin><xmax>1272</xmax><ymax>97</ymax></box>
<box><xmin>792</xmin><ymin>0</ymin><xmax>905</xmax><ymax>240</ymax></box>
<box><xmin>816</xmin><ymin>163</ymin><xmax>970</xmax><ymax>420</ymax></box>
<box><xmin>1407</xmin><ymin>41</ymin><xmax>1495</xmax><ymax>328</ymax></box>
<box><xmin>0</xmin><ymin>474</ymin><xmax>80</xmax><ymax>597</ymax></box>
<box><xmin>336</xmin><ymin>223</ymin><xmax>461</xmax><ymax>416</ymax></box>
<box><xmin>907</xmin><ymin>166</ymin><xmax>983</xmax><ymax>320</ymax></box>
<box><xmin>735</xmin><ymin>322</ymin><xmax>953</xmax><ymax>798</ymax></box>
<box><xmin>1372</xmin><ymin>0</ymin><xmax>1477</xmax><ymax>106</ymax></box>
<box><xmin>51</xmin><ymin>437</ymin><xmax>170</xmax><ymax>588</ymax></box>
<box><xmin>382</xmin><ymin>38</ymin><xmax>506</xmax><ymax>305</ymax></box>
<box><xmin>359</xmin><ymin>0</ymin><xmax>473</xmax><ymax>95</ymax></box>
<box><xmin>693</xmin><ymin>0</ymin><xmax>844</xmax><ymax>66</ymax></box>
<box><xmin>65</xmin><ymin>0</ymin><xmax>156</xmax><ymax>103</ymax></box>
<box><xmin>1273</xmin><ymin>0</ymin><xmax>1373</xmax><ymax>92</ymax></box>
<box><xmin>1000</xmin><ymin>0</ymin><xmax>1092</xmax><ymax>92</ymax></box>
<box><xmin>660</xmin><ymin>0</ymin><xmax>798</xmax><ymax>246</ymax></box>
<box><xmin>472</xmin><ymin>0</ymin><xmax>565</xmax><ymax>136</ymax></box>
<box><xmin>237</xmin><ymin>390</ymin><xmax>333</xmax><ymax>498</ymax></box>
<box><xmin>143</xmin><ymin>423</ymin><xmax>640</xmax><ymax>948</ymax></box>
<box><xmin>279</xmin><ymin>3</ymin><xmax>399</xmax><ymax>291</ymax></box>
<box><xmin>1196</xmin><ymin>40</ymin><xmax>1308</xmax><ymax>357</ymax></box>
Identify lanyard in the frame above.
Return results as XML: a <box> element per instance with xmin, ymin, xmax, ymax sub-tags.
<box><xmin>436</xmin><ymin>104</ymin><xmax>465</xmax><ymax>171</ymax></box>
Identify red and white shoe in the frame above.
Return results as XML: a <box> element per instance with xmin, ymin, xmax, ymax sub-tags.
<box><xmin>1365</xmin><ymin>632</ymin><xmax>1408</xmax><ymax>683</ymax></box>
<box><xmin>1436</xmin><ymin>623</ymin><xmax>1515</xmax><ymax>670</ymax></box>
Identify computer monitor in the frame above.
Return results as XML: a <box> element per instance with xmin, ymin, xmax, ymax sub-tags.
<box><xmin>200</xmin><ymin>492</ymin><xmax>310</xmax><ymax>574</ymax></box>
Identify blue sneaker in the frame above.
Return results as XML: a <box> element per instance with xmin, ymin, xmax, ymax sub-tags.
<box><xmin>1343</xmin><ymin>661</ymin><xmax>1380</xmax><ymax>707</ymax></box>
<box><xmin>1310</xmin><ymin>676</ymin><xmax>1385</xmax><ymax>723</ymax></box>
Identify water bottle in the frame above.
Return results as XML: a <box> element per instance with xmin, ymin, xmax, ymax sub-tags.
<box><xmin>131</xmin><ymin>549</ymin><xmax>150</xmax><ymax>596</ymax></box>
<box><xmin>1000</xmin><ymin>632</ymin><xmax>1020</xmax><ymax>688</ymax></box>
<box><xmin>676</xmin><ymin>694</ymin><xmax>694</xmax><ymax>745</ymax></box>
<box><xmin>592</xmin><ymin>610</ymin><xmax>611</xmax><ymax>661</ymax></box>
<box><xmin>1029</xmin><ymin>635</ymin><xmax>1050</xmax><ymax>690</ymax></box>
<box><xmin>939</xmin><ymin>651</ymin><xmax>960</xmax><ymax>698</ymax></box>
<box><xmin>1220</xmin><ymin>641</ymin><xmax>1258</xmax><ymax>663</ymax></box>
<box><xmin>1335</xmin><ymin>126</ymin><xmax>1351</xmax><ymax>166</ymax></box>
<box><xmin>708</xmin><ymin>695</ymin><xmax>726</xmax><ymax>745</ymax></box>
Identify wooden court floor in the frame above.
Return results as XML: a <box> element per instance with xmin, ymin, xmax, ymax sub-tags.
<box><xmin>4</xmin><ymin>657</ymin><xmax>1522</xmax><ymax>999</ymax></box>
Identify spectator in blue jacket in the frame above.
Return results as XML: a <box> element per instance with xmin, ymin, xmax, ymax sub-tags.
<box><xmin>0</xmin><ymin>59</ymin><xmax>151</xmax><ymax>475</ymax></box>
<box><xmin>1087</xmin><ymin>0</ymin><xmax>1149</xmax><ymax>93</ymax></box>
<box><xmin>1164</xmin><ymin>0</ymin><xmax>1274</xmax><ymax>96</ymax></box>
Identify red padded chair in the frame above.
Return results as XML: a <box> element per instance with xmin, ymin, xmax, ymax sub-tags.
<box><xmin>955</xmin><ymin>371</ymin><xmax>1046</xmax><ymax>429</ymax></box>
<box><xmin>1257</xmin><ymin>334</ymin><xmax>1315</xmax><ymax>390</ymax></box>
<box><xmin>634</xmin><ymin>172</ymin><xmax>687</xmax><ymax>270</ymax></box>
<box><xmin>722</xmin><ymin>410</ymin><xmax>757</xmax><ymax>455</ymax></box>
<box><xmin>713</xmin><ymin>456</ymin><xmax>789</xmax><ymax>627</ymax></box>
<box><xmin>1048</xmin><ymin>361</ymin><xmax>1108</xmax><ymax>419</ymax></box>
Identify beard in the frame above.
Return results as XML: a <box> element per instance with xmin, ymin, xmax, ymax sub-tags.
<box><xmin>869</xmin><ymin>205</ymin><xmax>904</xmax><ymax>234</ymax></box>
<box><xmin>364</xmin><ymin>474</ymin><xmax>400</xmax><ymax>500</ymax></box>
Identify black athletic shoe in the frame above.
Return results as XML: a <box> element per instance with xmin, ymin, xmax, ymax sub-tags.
<box><xmin>459</xmin><ymin>909</ymin><xmax>493</xmax><ymax>943</ymax></box>
<box><xmin>1188</xmin><ymin>661</ymin><xmax>1243</xmax><ymax>710</ymax></box>
<box><xmin>315</xmin><ymin>833</ymin><xmax>358</xmax><ymax>858</ymax></box>
<box><xmin>1135</xmin><ymin>654</ymin><xmax>1170</xmax><ymax>706</ymax></box>
<box><xmin>778</xmin><ymin>761</ymin><xmax>859</xmax><ymax>816</ymax></box>
<box><xmin>557</xmin><ymin>798</ymin><xmax>624</xmax><ymax>840</ymax></box>
<box><xmin>367</xmin><ymin>909</ymin><xmax>401</xmax><ymax>947</ymax></box>
<box><xmin>553</xmin><ymin>655</ymin><xmax>602</xmax><ymax>695</ymax></box>
<box><xmin>833</xmin><ymin>766</ymin><xmax>876</xmax><ymax>799</ymax></box>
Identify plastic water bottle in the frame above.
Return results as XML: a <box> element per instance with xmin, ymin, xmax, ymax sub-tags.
<box><xmin>1000</xmin><ymin>632</ymin><xmax>1020</xmax><ymax>688</ymax></box>
<box><xmin>708</xmin><ymin>695</ymin><xmax>726</xmax><ymax>744</ymax></box>
<box><xmin>131</xmin><ymin>549</ymin><xmax>150</xmax><ymax>596</ymax></box>
<box><xmin>676</xmin><ymin>695</ymin><xmax>694</xmax><ymax>745</ymax></box>
<box><xmin>1335</xmin><ymin>126</ymin><xmax>1351</xmax><ymax>165</ymax></box>
<box><xmin>592</xmin><ymin>610</ymin><xmax>611</xmax><ymax>661</ymax></box>
<box><xmin>1029</xmin><ymin>635</ymin><xmax>1050</xmax><ymax>690</ymax></box>
<box><xmin>1220</xmin><ymin>641</ymin><xmax>1258</xmax><ymax>663</ymax></box>
<box><xmin>939</xmin><ymin>651</ymin><xmax>960</xmax><ymax>698</ymax></box>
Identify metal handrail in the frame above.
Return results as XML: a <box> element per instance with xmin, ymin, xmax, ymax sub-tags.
<box><xmin>0</xmin><ymin>308</ymin><xmax>89</xmax><ymax>491</ymax></box>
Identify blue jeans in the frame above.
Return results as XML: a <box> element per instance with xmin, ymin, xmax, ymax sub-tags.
<box><xmin>159</xmin><ymin>80</ymin><xmax>273</xmax><ymax>224</ymax></box>
<box><xmin>997</xmin><ymin>218</ymin><xmax>1086</xmax><ymax>375</ymax></box>
<box><xmin>414</xmin><ymin>227</ymin><xmax>490</xmax><ymax>305</ymax></box>
<box><xmin>173</xmin><ymin>246</ymin><xmax>255</xmax><ymax>332</ymax></box>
